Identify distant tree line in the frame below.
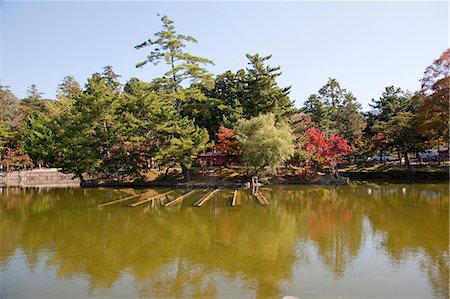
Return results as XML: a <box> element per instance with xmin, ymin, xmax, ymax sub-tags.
<box><xmin>0</xmin><ymin>15</ymin><xmax>448</xmax><ymax>181</ymax></box>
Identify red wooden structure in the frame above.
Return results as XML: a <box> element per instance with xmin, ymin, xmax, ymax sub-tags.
<box><xmin>198</xmin><ymin>153</ymin><xmax>227</xmax><ymax>177</ymax></box>
<box><xmin>198</xmin><ymin>148</ymin><xmax>239</xmax><ymax>177</ymax></box>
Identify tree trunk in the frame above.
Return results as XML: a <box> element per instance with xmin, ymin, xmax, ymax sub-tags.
<box><xmin>382</xmin><ymin>151</ymin><xmax>386</xmax><ymax>165</ymax></box>
<box><xmin>397</xmin><ymin>150</ymin><xmax>402</xmax><ymax>165</ymax></box>
<box><xmin>162</xmin><ymin>167</ymin><xmax>171</xmax><ymax>181</ymax></box>
<box><xmin>437</xmin><ymin>141</ymin><xmax>441</xmax><ymax>165</ymax></box>
<box><xmin>181</xmin><ymin>164</ymin><xmax>190</xmax><ymax>182</ymax></box>
<box><xmin>78</xmin><ymin>173</ymin><xmax>86</xmax><ymax>185</ymax></box>
<box><xmin>403</xmin><ymin>151</ymin><xmax>411</xmax><ymax>181</ymax></box>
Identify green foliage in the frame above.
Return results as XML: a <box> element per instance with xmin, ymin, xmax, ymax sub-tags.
<box><xmin>56</xmin><ymin>75</ymin><xmax>82</xmax><ymax>102</ymax></box>
<box><xmin>184</xmin><ymin>71</ymin><xmax>245</xmax><ymax>138</ymax></box>
<box><xmin>302</xmin><ymin>94</ymin><xmax>330</xmax><ymax>130</ymax></box>
<box><xmin>135</xmin><ymin>14</ymin><xmax>214</xmax><ymax>117</ymax></box>
<box><xmin>372</xmin><ymin>112</ymin><xmax>424</xmax><ymax>166</ymax></box>
<box><xmin>243</xmin><ymin>54</ymin><xmax>294</xmax><ymax>120</ymax></box>
<box><xmin>302</xmin><ymin>78</ymin><xmax>364</xmax><ymax>150</ymax></box>
<box><xmin>155</xmin><ymin>116</ymin><xmax>209</xmax><ymax>168</ymax></box>
<box><xmin>23</xmin><ymin>111</ymin><xmax>57</xmax><ymax>164</ymax></box>
<box><xmin>20</xmin><ymin>84</ymin><xmax>47</xmax><ymax>118</ymax></box>
<box><xmin>236</xmin><ymin>113</ymin><xmax>294</xmax><ymax>172</ymax></box>
<box><xmin>370</xmin><ymin>86</ymin><xmax>412</xmax><ymax>121</ymax></box>
<box><xmin>369</xmin><ymin>86</ymin><xmax>425</xmax><ymax>161</ymax></box>
<box><xmin>189</xmin><ymin>54</ymin><xmax>295</xmax><ymax>138</ymax></box>
<box><xmin>0</xmin><ymin>85</ymin><xmax>19</xmax><ymax>151</ymax></box>
<box><xmin>8</xmin><ymin>16</ymin><xmax>448</xmax><ymax>181</ymax></box>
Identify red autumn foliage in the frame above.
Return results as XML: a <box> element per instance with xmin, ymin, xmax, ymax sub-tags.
<box><xmin>304</xmin><ymin>128</ymin><xmax>352</xmax><ymax>174</ymax></box>
<box><xmin>215</xmin><ymin>126</ymin><xmax>240</xmax><ymax>156</ymax></box>
<box><xmin>1</xmin><ymin>148</ymin><xmax>33</xmax><ymax>170</ymax></box>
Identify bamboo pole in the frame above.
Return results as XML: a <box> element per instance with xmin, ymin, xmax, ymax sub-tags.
<box><xmin>130</xmin><ymin>190</ymin><xmax>175</xmax><ymax>207</ymax></box>
<box><xmin>194</xmin><ymin>189</ymin><xmax>211</xmax><ymax>205</ymax></box>
<box><xmin>254</xmin><ymin>192</ymin><xmax>269</xmax><ymax>205</ymax></box>
<box><xmin>259</xmin><ymin>192</ymin><xmax>269</xmax><ymax>205</ymax></box>
<box><xmin>196</xmin><ymin>188</ymin><xmax>219</xmax><ymax>207</ymax></box>
<box><xmin>98</xmin><ymin>190</ymin><xmax>154</xmax><ymax>207</ymax></box>
<box><xmin>164</xmin><ymin>189</ymin><xmax>198</xmax><ymax>207</ymax></box>
<box><xmin>231</xmin><ymin>190</ymin><xmax>238</xmax><ymax>207</ymax></box>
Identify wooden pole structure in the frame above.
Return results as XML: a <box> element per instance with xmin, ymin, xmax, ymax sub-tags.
<box><xmin>98</xmin><ymin>190</ymin><xmax>155</xmax><ymax>207</ymax></box>
<box><xmin>259</xmin><ymin>192</ymin><xmax>269</xmax><ymax>205</ymax></box>
<box><xmin>254</xmin><ymin>192</ymin><xmax>269</xmax><ymax>205</ymax></box>
<box><xmin>164</xmin><ymin>189</ymin><xmax>198</xmax><ymax>207</ymax></box>
<box><xmin>194</xmin><ymin>189</ymin><xmax>211</xmax><ymax>205</ymax></box>
<box><xmin>231</xmin><ymin>190</ymin><xmax>238</xmax><ymax>206</ymax></box>
<box><xmin>196</xmin><ymin>188</ymin><xmax>219</xmax><ymax>207</ymax></box>
<box><xmin>130</xmin><ymin>190</ymin><xmax>175</xmax><ymax>207</ymax></box>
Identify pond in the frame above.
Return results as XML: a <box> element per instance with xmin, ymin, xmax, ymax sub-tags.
<box><xmin>0</xmin><ymin>183</ymin><xmax>448</xmax><ymax>299</ymax></box>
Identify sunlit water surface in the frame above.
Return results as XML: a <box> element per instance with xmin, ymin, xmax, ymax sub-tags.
<box><xmin>0</xmin><ymin>183</ymin><xmax>448</xmax><ymax>299</ymax></box>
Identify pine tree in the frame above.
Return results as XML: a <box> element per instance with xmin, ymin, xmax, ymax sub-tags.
<box><xmin>302</xmin><ymin>78</ymin><xmax>364</xmax><ymax>150</ymax></box>
<box><xmin>57</xmin><ymin>75</ymin><xmax>82</xmax><ymax>101</ymax></box>
<box><xmin>370</xmin><ymin>86</ymin><xmax>412</xmax><ymax>122</ymax></box>
<box><xmin>135</xmin><ymin>14</ymin><xmax>214</xmax><ymax>117</ymax></box>
<box><xmin>20</xmin><ymin>84</ymin><xmax>47</xmax><ymax>116</ymax></box>
<box><xmin>135</xmin><ymin>14</ymin><xmax>213</xmax><ymax>180</ymax></box>
<box><xmin>243</xmin><ymin>54</ymin><xmax>294</xmax><ymax>120</ymax></box>
<box><xmin>302</xmin><ymin>94</ymin><xmax>331</xmax><ymax>130</ymax></box>
<box><xmin>186</xmin><ymin>71</ymin><xmax>245</xmax><ymax>138</ymax></box>
<box><xmin>0</xmin><ymin>85</ymin><xmax>19</xmax><ymax>151</ymax></box>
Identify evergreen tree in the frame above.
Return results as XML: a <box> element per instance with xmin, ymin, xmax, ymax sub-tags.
<box><xmin>243</xmin><ymin>54</ymin><xmax>294</xmax><ymax>119</ymax></box>
<box><xmin>0</xmin><ymin>85</ymin><xmax>19</xmax><ymax>151</ymax></box>
<box><xmin>302</xmin><ymin>94</ymin><xmax>331</xmax><ymax>130</ymax></box>
<box><xmin>112</xmin><ymin>78</ymin><xmax>168</xmax><ymax>178</ymax></box>
<box><xmin>302</xmin><ymin>78</ymin><xmax>364</xmax><ymax>150</ymax></box>
<box><xmin>57</xmin><ymin>75</ymin><xmax>82</xmax><ymax>102</ymax></box>
<box><xmin>135</xmin><ymin>14</ymin><xmax>214</xmax><ymax>117</ymax></box>
<box><xmin>370</xmin><ymin>86</ymin><xmax>412</xmax><ymax>121</ymax></box>
<box><xmin>135</xmin><ymin>14</ymin><xmax>213</xmax><ymax>180</ymax></box>
<box><xmin>20</xmin><ymin>84</ymin><xmax>47</xmax><ymax>117</ymax></box>
<box><xmin>369</xmin><ymin>86</ymin><xmax>420</xmax><ymax>162</ymax></box>
<box><xmin>334</xmin><ymin>92</ymin><xmax>364</xmax><ymax>148</ymax></box>
<box><xmin>186</xmin><ymin>71</ymin><xmax>245</xmax><ymax>138</ymax></box>
<box><xmin>37</xmin><ymin>66</ymin><xmax>123</xmax><ymax>181</ymax></box>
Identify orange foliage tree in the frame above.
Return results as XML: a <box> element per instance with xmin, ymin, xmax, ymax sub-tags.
<box><xmin>215</xmin><ymin>126</ymin><xmax>240</xmax><ymax>156</ymax></box>
<box><xmin>414</xmin><ymin>48</ymin><xmax>449</xmax><ymax>148</ymax></box>
<box><xmin>1</xmin><ymin>148</ymin><xmax>33</xmax><ymax>171</ymax></box>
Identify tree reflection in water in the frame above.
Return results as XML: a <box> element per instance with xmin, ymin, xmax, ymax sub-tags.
<box><xmin>0</xmin><ymin>184</ymin><xmax>448</xmax><ymax>298</ymax></box>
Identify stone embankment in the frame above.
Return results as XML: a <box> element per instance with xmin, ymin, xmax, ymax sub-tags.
<box><xmin>0</xmin><ymin>169</ymin><xmax>80</xmax><ymax>187</ymax></box>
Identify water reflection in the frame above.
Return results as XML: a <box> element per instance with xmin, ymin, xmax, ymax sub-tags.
<box><xmin>0</xmin><ymin>184</ymin><xmax>448</xmax><ymax>298</ymax></box>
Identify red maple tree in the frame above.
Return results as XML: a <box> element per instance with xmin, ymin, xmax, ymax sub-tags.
<box><xmin>304</xmin><ymin>128</ymin><xmax>352</xmax><ymax>175</ymax></box>
<box><xmin>215</xmin><ymin>126</ymin><xmax>240</xmax><ymax>156</ymax></box>
<box><xmin>1</xmin><ymin>148</ymin><xmax>33</xmax><ymax>171</ymax></box>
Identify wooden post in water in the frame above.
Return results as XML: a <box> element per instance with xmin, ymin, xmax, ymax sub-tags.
<box><xmin>253</xmin><ymin>191</ymin><xmax>269</xmax><ymax>206</ymax></box>
<box><xmin>257</xmin><ymin>192</ymin><xmax>269</xmax><ymax>205</ymax></box>
<box><xmin>98</xmin><ymin>190</ymin><xmax>154</xmax><ymax>207</ymax></box>
<box><xmin>196</xmin><ymin>188</ymin><xmax>219</xmax><ymax>207</ymax></box>
<box><xmin>231</xmin><ymin>190</ymin><xmax>238</xmax><ymax>207</ymax></box>
<box><xmin>164</xmin><ymin>189</ymin><xmax>198</xmax><ymax>207</ymax></box>
<box><xmin>130</xmin><ymin>190</ymin><xmax>175</xmax><ymax>207</ymax></box>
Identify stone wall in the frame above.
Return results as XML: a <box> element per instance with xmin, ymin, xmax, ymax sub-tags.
<box><xmin>0</xmin><ymin>169</ymin><xmax>80</xmax><ymax>187</ymax></box>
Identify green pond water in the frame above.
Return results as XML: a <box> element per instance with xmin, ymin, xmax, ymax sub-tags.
<box><xmin>0</xmin><ymin>183</ymin><xmax>448</xmax><ymax>299</ymax></box>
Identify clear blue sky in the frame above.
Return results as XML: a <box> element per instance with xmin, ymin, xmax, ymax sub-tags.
<box><xmin>1</xmin><ymin>1</ymin><xmax>448</xmax><ymax>110</ymax></box>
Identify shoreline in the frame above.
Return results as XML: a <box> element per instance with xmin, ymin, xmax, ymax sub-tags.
<box><xmin>1</xmin><ymin>167</ymin><xmax>447</xmax><ymax>189</ymax></box>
